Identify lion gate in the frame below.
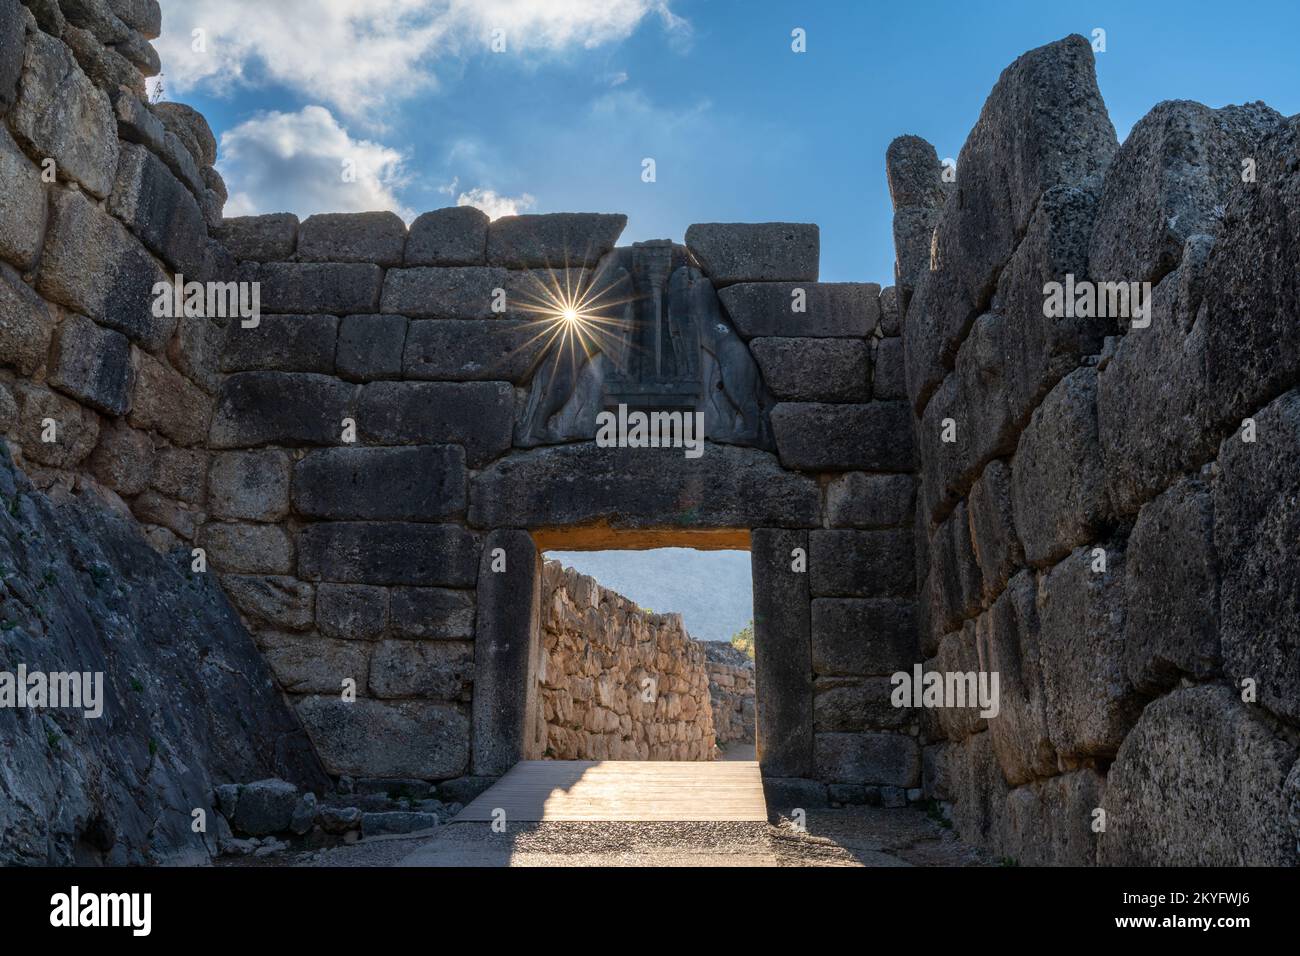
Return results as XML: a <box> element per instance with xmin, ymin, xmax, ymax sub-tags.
<box><xmin>202</xmin><ymin>211</ymin><xmax>919</xmax><ymax>808</ymax></box>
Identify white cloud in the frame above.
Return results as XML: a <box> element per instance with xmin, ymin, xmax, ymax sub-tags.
<box><xmin>156</xmin><ymin>0</ymin><xmax>687</xmax><ymax>120</ymax></box>
<box><xmin>456</xmin><ymin>187</ymin><xmax>536</xmax><ymax>220</ymax></box>
<box><xmin>217</xmin><ymin>106</ymin><xmax>412</xmax><ymax>219</ymax></box>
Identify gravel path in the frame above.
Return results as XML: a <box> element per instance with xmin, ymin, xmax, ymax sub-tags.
<box><xmin>225</xmin><ymin>805</ymin><xmax>985</xmax><ymax>868</ymax></box>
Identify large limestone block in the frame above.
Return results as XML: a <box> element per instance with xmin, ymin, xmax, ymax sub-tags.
<box><xmin>221</xmin><ymin>314</ymin><xmax>338</xmax><ymax>374</ymax></box>
<box><xmin>1214</xmin><ymin>388</ymin><xmax>1300</xmax><ymax>724</ymax></box>
<box><xmin>256</xmin><ymin>262</ymin><xmax>382</xmax><ymax>314</ymax></box>
<box><xmin>927</xmin><ymin>501</ymin><xmax>982</xmax><ymax>631</ymax></box>
<box><xmin>369</xmin><ymin>640</ymin><xmax>473</xmax><ymax>700</ymax></box>
<box><xmin>291</xmin><ymin>445</ymin><xmax>467</xmax><ymax>521</ymax></box>
<box><xmin>11</xmin><ymin>29</ymin><xmax>118</xmax><ymax>197</ymax></box>
<box><xmin>718</xmin><ymin>282</ymin><xmax>878</xmax><ymax>338</ymax></box>
<box><xmin>0</xmin><ymin>0</ymin><xmax>24</xmax><ymax>117</ymax></box>
<box><xmin>751</xmin><ymin>528</ymin><xmax>813</xmax><ymax>777</ymax></box>
<box><xmin>472</xmin><ymin>530</ymin><xmax>540</xmax><ymax>774</ymax></box>
<box><xmin>824</xmin><ymin>472</ymin><xmax>914</xmax><ymax>529</ymax></box>
<box><xmin>356</xmin><ymin>381</ymin><xmax>513</xmax><ymax>468</ymax></box>
<box><xmin>813</xmin><ymin>676</ymin><xmax>909</xmax><ymax>732</ymax></box>
<box><xmin>9</xmin><ymin>382</ymin><xmax>99</xmax><ymax>468</ymax></box>
<box><xmin>298</xmin><ymin>211</ymin><xmax>406</xmax><ymax>265</ymax></box>
<box><xmin>405</xmin><ymin>206</ymin><xmax>488</xmax><ymax>266</ymax></box>
<box><xmin>258</xmin><ymin>632</ymin><xmax>370</xmax><ymax>694</ymax></box>
<box><xmin>1123</xmin><ymin>477</ymin><xmax>1220</xmax><ymax>694</ymax></box>
<box><xmin>966</xmin><ymin>459</ymin><xmax>1022</xmax><ymax>600</ymax></box>
<box><xmin>0</xmin><ymin>126</ymin><xmax>45</xmax><ymax>270</ymax></box>
<box><xmin>1011</xmin><ymin>367</ymin><xmax>1110</xmax><ymax>567</ymax></box>
<box><xmin>750</xmin><ymin>337</ymin><xmax>871</xmax><ymax>402</ymax></box>
<box><xmin>974</xmin><ymin>572</ymin><xmax>1056</xmax><ymax>785</ymax></box>
<box><xmin>469</xmin><ymin>442</ymin><xmax>819</xmax><ymax>531</ymax></box>
<box><xmin>209</xmin><ymin>372</ymin><xmax>357</xmax><ymax>448</ymax></box>
<box><xmin>388</xmin><ymin>587</ymin><xmax>476</xmax><ymax>640</ymax></box>
<box><xmin>1036</xmin><ymin>545</ymin><xmax>1139</xmax><ymax>758</ymax></box>
<box><xmin>128</xmin><ymin>348</ymin><xmax>210</xmax><ymax>446</ymax></box>
<box><xmin>216</xmin><ymin>213</ymin><xmax>298</xmax><ymax>262</ymax></box>
<box><xmin>335</xmin><ymin>314</ymin><xmax>406</xmax><ymax>382</ymax></box>
<box><xmin>810</xmin><ymin>598</ymin><xmax>916</xmax><ymax>676</ymax></box>
<box><xmin>108</xmin><ymin>143</ymin><xmax>207</xmax><ymax>277</ymax></box>
<box><xmin>770</xmin><ymin>401</ymin><xmax>914</xmax><ymax>473</ymax></box>
<box><xmin>1090</xmin><ymin>100</ymin><xmax>1284</xmax><ymax>286</ymax></box>
<box><xmin>1002</xmin><ymin>769</ymin><xmax>1104</xmax><ymax>866</ymax></box>
<box><xmin>48</xmin><ymin>313</ymin><xmax>133</xmax><ymax>416</ymax></box>
<box><xmin>37</xmin><ymin>188</ymin><xmax>173</xmax><ymax>349</ymax></box>
<box><xmin>297</xmin><ymin>522</ymin><xmax>478</xmax><ymax>587</ymax></box>
<box><xmin>685</xmin><ymin>222</ymin><xmax>819</xmax><ymax>284</ymax></box>
<box><xmin>207</xmin><ymin>449</ymin><xmax>290</xmax><ymax>521</ymax></box>
<box><xmin>813</xmin><ymin>732</ymin><xmax>919</xmax><ymax>787</ymax></box>
<box><xmin>0</xmin><ymin>261</ymin><xmax>54</xmax><ymax>375</ymax></box>
<box><xmin>486</xmin><ymin>212</ymin><xmax>626</xmax><ymax>269</ymax></box>
<box><xmin>296</xmin><ymin>696</ymin><xmax>470</xmax><ymax>780</ymax></box>
<box><xmin>379</xmin><ymin>266</ymin><xmax>509</xmax><ymax>319</ymax></box>
<box><xmin>1099</xmin><ymin>686</ymin><xmax>1299</xmax><ymax>866</ymax></box>
<box><xmin>808</xmin><ymin>528</ymin><xmax>914</xmax><ymax>598</ymax></box>
<box><xmin>402</xmin><ymin>319</ymin><xmax>546</xmax><ymax>383</ymax></box>
<box><xmin>944</xmin><ymin>731</ymin><xmax>1010</xmax><ymax>850</ymax></box>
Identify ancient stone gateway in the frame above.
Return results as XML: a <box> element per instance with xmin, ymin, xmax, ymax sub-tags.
<box><xmin>205</xmin><ymin>214</ymin><xmax>918</xmax><ymax>807</ymax></box>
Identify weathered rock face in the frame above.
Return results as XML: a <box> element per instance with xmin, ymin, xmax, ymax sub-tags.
<box><xmin>891</xmin><ymin>33</ymin><xmax>1300</xmax><ymax>866</ymax></box>
<box><xmin>537</xmin><ymin>562</ymin><xmax>716</xmax><ymax>761</ymax></box>
<box><xmin>0</xmin><ymin>442</ymin><xmax>327</xmax><ymax>865</ymax></box>
<box><xmin>704</xmin><ymin>642</ymin><xmax>755</xmax><ymax>745</ymax></box>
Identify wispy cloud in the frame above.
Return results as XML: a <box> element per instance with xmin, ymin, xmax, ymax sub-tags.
<box><xmin>156</xmin><ymin>0</ymin><xmax>688</xmax><ymax>120</ymax></box>
<box><xmin>217</xmin><ymin>106</ymin><xmax>411</xmax><ymax>219</ymax></box>
<box><xmin>455</xmin><ymin>187</ymin><xmax>536</xmax><ymax>220</ymax></box>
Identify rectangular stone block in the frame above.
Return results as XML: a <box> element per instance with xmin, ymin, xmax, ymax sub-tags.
<box><xmin>809</xmin><ymin>528</ymin><xmax>914</xmax><ymax>598</ymax></box>
<box><xmin>128</xmin><ymin>348</ymin><xmax>210</xmax><ymax>446</ymax></box>
<box><xmin>966</xmin><ymin>458</ymin><xmax>1022</xmax><ymax>601</ymax></box>
<box><xmin>751</xmin><ymin>528</ymin><xmax>813</xmax><ymax>777</ymax></box>
<box><xmin>336</xmin><ymin>314</ymin><xmax>407</xmax><ymax>382</ymax></box>
<box><xmin>389</xmin><ymin>587</ymin><xmax>476</xmax><ymax>640</ymax></box>
<box><xmin>11</xmin><ymin>30</ymin><xmax>118</xmax><ymax>198</ymax></box>
<box><xmin>824</xmin><ymin>472</ymin><xmax>915</xmax><ymax>529</ymax></box>
<box><xmin>291</xmin><ymin>446</ymin><xmax>467</xmax><ymax>521</ymax></box>
<box><xmin>221</xmin><ymin>314</ymin><xmax>338</xmax><ymax>374</ymax></box>
<box><xmin>209</xmin><ymin>372</ymin><xmax>357</xmax><ymax>448</ymax></box>
<box><xmin>37</xmin><ymin>189</ymin><xmax>173</xmax><ymax>349</ymax></box>
<box><xmin>0</xmin><ymin>0</ymin><xmax>22</xmax><ymax>118</ymax></box>
<box><xmin>472</xmin><ymin>530</ymin><xmax>540</xmax><ymax>775</ymax></box>
<box><xmin>259</xmin><ymin>632</ymin><xmax>371</xmax><ymax>695</ymax></box>
<box><xmin>355</xmin><ymin>381</ymin><xmax>513</xmax><ymax>468</ymax></box>
<box><xmin>928</xmin><ymin>501</ymin><xmax>982</xmax><ymax>631</ymax></box>
<box><xmin>813</xmin><ymin>677</ymin><xmax>910</xmax><ymax>732</ymax></box>
<box><xmin>297</xmin><ymin>522</ymin><xmax>479</xmax><ymax>587</ymax></box>
<box><xmin>108</xmin><ymin>143</ymin><xmax>207</xmax><ymax>277</ymax></box>
<box><xmin>216</xmin><ymin>213</ymin><xmax>298</xmax><ymax>262</ymax></box>
<box><xmin>380</xmin><ymin>266</ymin><xmax>509</xmax><ymax>319</ymax></box>
<box><xmin>811</xmin><ymin>598</ymin><xmax>916</xmax><ymax>676</ymax></box>
<box><xmin>199</xmin><ymin>521</ymin><xmax>293</xmax><ymax>574</ymax></box>
<box><xmin>771</xmin><ymin>401</ymin><xmax>914</xmax><ymax>473</ymax></box>
<box><xmin>402</xmin><ymin>319</ymin><xmax>546</xmax><ymax>383</ymax></box>
<box><xmin>718</xmin><ymin>283</ymin><xmax>879</xmax><ymax>338</ymax></box>
<box><xmin>486</xmin><ymin>213</ymin><xmax>626</xmax><ymax>269</ymax></box>
<box><xmin>296</xmin><ymin>696</ymin><xmax>470</xmax><ymax>780</ymax></box>
<box><xmin>872</xmin><ymin>337</ymin><xmax>906</xmax><ymax>399</ymax></box>
<box><xmin>316</xmin><ymin>583</ymin><xmax>388</xmax><ymax>641</ymax></box>
<box><xmin>0</xmin><ymin>263</ymin><xmax>55</xmax><ymax>376</ymax></box>
<box><xmin>406</xmin><ymin>206</ymin><xmax>488</xmax><ymax>266</ymax></box>
<box><xmin>369</xmin><ymin>640</ymin><xmax>473</xmax><ymax>700</ymax></box>
<box><xmin>208</xmin><ymin>449</ymin><xmax>291</xmax><ymax>521</ymax></box>
<box><xmin>256</xmin><ymin>262</ymin><xmax>382</xmax><ymax>314</ymax></box>
<box><xmin>1037</xmin><ymin>545</ymin><xmax>1139</xmax><ymax>758</ymax></box>
<box><xmin>49</xmin><ymin>314</ymin><xmax>132</xmax><ymax>415</ymax></box>
<box><xmin>749</xmin><ymin>337</ymin><xmax>870</xmax><ymax>401</ymax></box>
<box><xmin>813</xmin><ymin>732</ymin><xmax>920</xmax><ymax>787</ymax></box>
<box><xmin>297</xmin><ymin>211</ymin><xmax>406</xmax><ymax>266</ymax></box>
<box><xmin>0</xmin><ymin>126</ymin><xmax>46</xmax><ymax>271</ymax></box>
<box><xmin>685</xmin><ymin>222</ymin><xmax>819</xmax><ymax>284</ymax></box>
<box><xmin>1011</xmin><ymin>366</ymin><xmax>1111</xmax><ymax>568</ymax></box>
<box><xmin>1123</xmin><ymin>477</ymin><xmax>1220</xmax><ymax>694</ymax></box>
<box><xmin>220</xmin><ymin>573</ymin><xmax>314</xmax><ymax>631</ymax></box>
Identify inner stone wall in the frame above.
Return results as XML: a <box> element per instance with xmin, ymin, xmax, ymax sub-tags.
<box><xmin>537</xmin><ymin>561</ymin><xmax>716</xmax><ymax>761</ymax></box>
<box><xmin>705</xmin><ymin>642</ymin><xmax>756</xmax><ymax>746</ymax></box>
<box><xmin>890</xmin><ymin>34</ymin><xmax>1300</xmax><ymax>866</ymax></box>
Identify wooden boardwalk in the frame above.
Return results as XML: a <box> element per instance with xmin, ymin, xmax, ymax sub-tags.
<box><xmin>453</xmin><ymin>760</ymin><xmax>768</xmax><ymax>822</ymax></box>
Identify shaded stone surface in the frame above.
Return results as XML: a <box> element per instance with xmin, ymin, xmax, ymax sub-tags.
<box><xmin>685</xmin><ymin>222</ymin><xmax>819</xmax><ymax>285</ymax></box>
<box><xmin>406</xmin><ymin>206</ymin><xmax>488</xmax><ymax>266</ymax></box>
<box><xmin>811</xmin><ymin>599</ymin><xmax>916</xmax><ymax>676</ymax></box>
<box><xmin>221</xmin><ymin>314</ymin><xmax>339</xmax><ymax>374</ymax></box>
<box><xmin>355</xmin><ymin>381</ymin><xmax>513</xmax><ymax>468</ymax></box>
<box><xmin>292</xmin><ymin>446</ymin><xmax>467</xmax><ymax>521</ymax></box>
<box><xmin>750</xmin><ymin>337</ymin><xmax>870</xmax><ymax>402</ymax></box>
<box><xmin>297</xmin><ymin>522</ymin><xmax>479</xmax><ymax>587</ymax></box>
<box><xmin>486</xmin><ymin>212</ymin><xmax>626</xmax><ymax>268</ymax></box>
<box><xmin>298</xmin><ymin>211</ymin><xmax>406</xmax><ymax>266</ymax></box>
<box><xmin>296</xmin><ymin>697</ymin><xmax>470</xmax><ymax>780</ymax></box>
<box><xmin>719</xmin><ymin>282</ymin><xmax>878</xmax><ymax>338</ymax></box>
<box><xmin>771</xmin><ymin>401</ymin><xmax>914</xmax><ymax>473</ymax></box>
<box><xmin>209</xmin><ymin>372</ymin><xmax>356</xmax><ymax>448</ymax></box>
<box><xmin>751</xmin><ymin>529</ymin><xmax>813</xmax><ymax>778</ymax></box>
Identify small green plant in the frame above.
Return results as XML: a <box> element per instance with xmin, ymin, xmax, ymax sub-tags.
<box><xmin>922</xmin><ymin>799</ymin><xmax>953</xmax><ymax>829</ymax></box>
<box><xmin>997</xmin><ymin>856</ymin><xmax>1019</xmax><ymax>867</ymax></box>
<box><xmin>46</xmin><ymin>730</ymin><xmax>60</xmax><ymax>751</ymax></box>
<box><xmin>130</xmin><ymin>677</ymin><xmax>144</xmax><ymax>693</ymax></box>
<box><xmin>148</xmin><ymin>738</ymin><xmax>159</xmax><ymax>757</ymax></box>
<box><xmin>730</xmin><ymin>620</ymin><xmax>755</xmax><ymax>660</ymax></box>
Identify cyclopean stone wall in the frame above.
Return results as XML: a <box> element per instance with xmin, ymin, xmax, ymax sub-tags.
<box><xmin>890</xmin><ymin>34</ymin><xmax>1300</xmax><ymax>866</ymax></box>
<box><xmin>704</xmin><ymin>642</ymin><xmax>756</xmax><ymax>746</ymax></box>
<box><xmin>537</xmin><ymin>560</ymin><xmax>716</xmax><ymax>761</ymax></box>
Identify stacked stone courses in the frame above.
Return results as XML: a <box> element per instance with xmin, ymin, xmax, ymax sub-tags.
<box><xmin>891</xmin><ymin>34</ymin><xmax>1300</xmax><ymax>865</ymax></box>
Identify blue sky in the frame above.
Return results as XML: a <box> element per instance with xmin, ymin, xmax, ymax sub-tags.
<box><xmin>159</xmin><ymin>0</ymin><xmax>1299</xmax><ymax>285</ymax></box>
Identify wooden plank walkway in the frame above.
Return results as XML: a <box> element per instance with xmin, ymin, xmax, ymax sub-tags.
<box><xmin>453</xmin><ymin>760</ymin><xmax>768</xmax><ymax>822</ymax></box>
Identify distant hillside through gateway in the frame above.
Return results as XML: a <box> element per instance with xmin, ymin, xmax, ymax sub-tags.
<box><xmin>545</xmin><ymin>548</ymin><xmax>752</xmax><ymax>644</ymax></box>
